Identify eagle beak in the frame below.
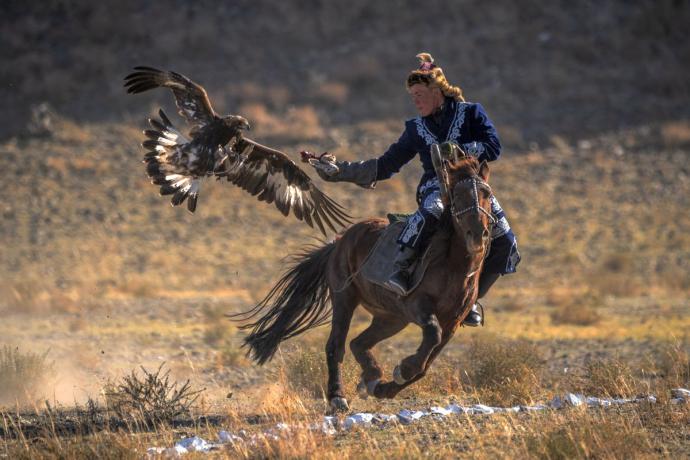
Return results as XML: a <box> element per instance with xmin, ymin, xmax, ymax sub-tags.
<box><xmin>240</xmin><ymin>118</ymin><xmax>251</xmax><ymax>131</ymax></box>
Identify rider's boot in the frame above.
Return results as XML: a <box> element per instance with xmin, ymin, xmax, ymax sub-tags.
<box><xmin>462</xmin><ymin>272</ymin><xmax>500</xmax><ymax>327</ymax></box>
<box><xmin>385</xmin><ymin>246</ymin><xmax>417</xmax><ymax>296</ymax></box>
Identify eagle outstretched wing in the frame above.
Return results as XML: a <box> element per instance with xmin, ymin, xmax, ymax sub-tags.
<box><xmin>127</xmin><ymin>67</ymin><xmax>353</xmax><ymax>235</ymax></box>
<box><xmin>124</xmin><ymin>66</ymin><xmax>216</xmax><ymax>130</ymax></box>
<box><xmin>227</xmin><ymin>138</ymin><xmax>352</xmax><ymax>235</ymax></box>
<box><xmin>138</xmin><ymin>107</ymin><xmax>351</xmax><ymax>235</ymax></box>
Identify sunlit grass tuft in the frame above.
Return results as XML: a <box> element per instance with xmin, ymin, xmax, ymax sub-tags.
<box><xmin>0</xmin><ymin>345</ymin><xmax>54</xmax><ymax>406</ymax></box>
<box><xmin>461</xmin><ymin>334</ymin><xmax>546</xmax><ymax>406</ymax></box>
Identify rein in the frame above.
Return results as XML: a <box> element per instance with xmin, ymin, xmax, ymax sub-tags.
<box><xmin>450</xmin><ymin>176</ymin><xmax>495</xmax><ymax>225</ymax></box>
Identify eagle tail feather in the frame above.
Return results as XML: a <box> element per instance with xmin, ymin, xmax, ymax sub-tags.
<box><xmin>141</xmin><ymin>110</ymin><xmax>201</xmax><ymax>212</ymax></box>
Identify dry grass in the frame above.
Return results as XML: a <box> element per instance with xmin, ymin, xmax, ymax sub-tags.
<box><xmin>654</xmin><ymin>339</ymin><xmax>690</xmax><ymax>389</ymax></box>
<box><xmin>0</xmin><ymin>346</ymin><xmax>54</xmax><ymax>406</ymax></box>
<box><xmin>548</xmin><ymin>289</ymin><xmax>603</xmax><ymax>327</ymax></box>
<box><xmin>1</xmin><ymin>342</ymin><xmax>688</xmax><ymax>459</ymax></box>
<box><xmin>461</xmin><ymin>335</ymin><xmax>546</xmax><ymax>406</ymax></box>
<box><xmin>281</xmin><ymin>348</ymin><xmax>359</xmax><ymax>399</ymax></box>
<box><xmin>550</xmin><ymin>305</ymin><xmax>602</xmax><ymax>327</ymax></box>
<box><xmin>569</xmin><ymin>358</ymin><xmax>644</xmax><ymax>398</ymax></box>
<box><xmin>525</xmin><ymin>410</ymin><xmax>654</xmax><ymax>459</ymax></box>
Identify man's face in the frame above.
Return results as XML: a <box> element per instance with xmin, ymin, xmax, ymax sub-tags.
<box><xmin>408</xmin><ymin>83</ymin><xmax>444</xmax><ymax>117</ymax></box>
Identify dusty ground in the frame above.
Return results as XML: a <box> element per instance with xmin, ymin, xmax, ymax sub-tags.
<box><xmin>0</xmin><ymin>117</ymin><xmax>688</xmax><ymax>458</ymax></box>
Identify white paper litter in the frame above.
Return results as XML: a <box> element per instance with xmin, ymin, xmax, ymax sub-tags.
<box><xmin>470</xmin><ymin>404</ymin><xmax>495</xmax><ymax>414</ymax></box>
<box><xmin>175</xmin><ymin>436</ymin><xmax>217</xmax><ymax>452</ymax></box>
<box><xmin>146</xmin><ymin>388</ymin><xmax>689</xmax><ymax>456</ymax></box>
<box><xmin>343</xmin><ymin>412</ymin><xmax>375</xmax><ymax>429</ymax></box>
<box><xmin>218</xmin><ymin>430</ymin><xmax>243</xmax><ymax>444</ymax></box>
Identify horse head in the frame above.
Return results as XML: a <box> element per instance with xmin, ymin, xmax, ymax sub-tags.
<box><xmin>446</xmin><ymin>156</ymin><xmax>494</xmax><ymax>255</ymax></box>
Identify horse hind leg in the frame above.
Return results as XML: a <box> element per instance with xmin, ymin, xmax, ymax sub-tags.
<box><xmin>350</xmin><ymin>315</ymin><xmax>407</xmax><ymax>398</ymax></box>
<box><xmin>325</xmin><ymin>290</ymin><xmax>357</xmax><ymax>412</ymax></box>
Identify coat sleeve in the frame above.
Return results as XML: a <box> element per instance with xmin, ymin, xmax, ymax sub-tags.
<box><xmin>375</xmin><ymin>122</ymin><xmax>418</xmax><ymax>181</ymax></box>
<box><xmin>462</xmin><ymin>103</ymin><xmax>501</xmax><ymax>162</ymax></box>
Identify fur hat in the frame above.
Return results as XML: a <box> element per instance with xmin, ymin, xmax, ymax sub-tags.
<box><xmin>406</xmin><ymin>53</ymin><xmax>465</xmax><ymax>102</ymax></box>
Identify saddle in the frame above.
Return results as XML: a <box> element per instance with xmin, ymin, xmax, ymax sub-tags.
<box><xmin>360</xmin><ymin>215</ymin><xmax>435</xmax><ymax>294</ymax></box>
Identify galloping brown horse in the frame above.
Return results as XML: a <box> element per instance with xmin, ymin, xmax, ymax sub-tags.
<box><xmin>237</xmin><ymin>155</ymin><xmax>494</xmax><ymax>411</ymax></box>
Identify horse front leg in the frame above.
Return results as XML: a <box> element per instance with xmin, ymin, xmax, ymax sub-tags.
<box><xmin>375</xmin><ymin>326</ymin><xmax>454</xmax><ymax>399</ymax></box>
<box><xmin>325</xmin><ymin>291</ymin><xmax>356</xmax><ymax>412</ymax></box>
<box><xmin>393</xmin><ymin>309</ymin><xmax>442</xmax><ymax>384</ymax></box>
<box><xmin>350</xmin><ymin>315</ymin><xmax>408</xmax><ymax>398</ymax></box>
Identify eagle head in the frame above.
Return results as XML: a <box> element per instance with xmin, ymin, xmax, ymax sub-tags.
<box><xmin>223</xmin><ymin>115</ymin><xmax>250</xmax><ymax>133</ymax></box>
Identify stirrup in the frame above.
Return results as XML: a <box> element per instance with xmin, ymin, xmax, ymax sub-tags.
<box><xmin>463</xmin><ymin>301</ymin><xmax>485</xmax><ymax>327</ymax></box>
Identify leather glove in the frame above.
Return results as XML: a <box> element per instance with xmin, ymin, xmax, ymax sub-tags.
<box><xmin>304</xmin><ymin>151</ymin><xmax>377</xmax><ymax>189</ymax></box>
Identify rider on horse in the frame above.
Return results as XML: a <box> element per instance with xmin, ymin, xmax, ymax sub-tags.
<box><xmin>313</xmin><ymin>53</ymin><xmax>520</xmax><ymax>326</ymax></box>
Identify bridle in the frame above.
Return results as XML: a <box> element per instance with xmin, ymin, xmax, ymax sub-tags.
<box><xmin>447</xmin><ymin>174</ymin><xmax>496</xmax><ymax>281</ymax></box>
<box><xmin>430</xmin><ymin>143</ymin><xmax>495</xmax><ymax>270</ymax></box>
<box><xmin>450</xmin><ymin>176</ymin><xmax>495</xmax><ymax>226</ymax></box>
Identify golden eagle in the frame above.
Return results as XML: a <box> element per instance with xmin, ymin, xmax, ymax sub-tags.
<box><xmin>124</xmin><ymin>67</ymin><xmax>351</xmax><ymax>235</ymax></box>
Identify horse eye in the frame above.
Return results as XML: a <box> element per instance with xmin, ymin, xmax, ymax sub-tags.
<box><xmin>478</xmin><ymin>185</ymin><xmax>491</xmax><ymax>197</ymax></box>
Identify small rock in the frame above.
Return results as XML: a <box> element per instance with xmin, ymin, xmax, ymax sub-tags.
<box><xmin>671</xmin><ymin>388</ymin><xmax>690</xmax><ymax>401</ymax></box>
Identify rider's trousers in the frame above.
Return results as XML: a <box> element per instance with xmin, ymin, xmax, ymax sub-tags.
<box><xmin>396</xmin><ymin>177</ymin><xmax>520</xmax><ymax>275</ymax></box>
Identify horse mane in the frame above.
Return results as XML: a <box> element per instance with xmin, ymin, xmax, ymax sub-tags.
<box><xmin>447</xmin><ymin>155</ymin><xmax>481</xmax><ymax>180</ymax></box>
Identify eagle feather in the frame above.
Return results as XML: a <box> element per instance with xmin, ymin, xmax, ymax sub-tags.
<box><xmin>125</xmin><ymin>67</ymin><xmax>352</xmax><ymax>235</ymax></box>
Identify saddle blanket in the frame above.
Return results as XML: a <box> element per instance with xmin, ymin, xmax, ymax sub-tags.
<box><xmin>360</xmin><ymin>219</ymin><xmax>434</xmax><ymax>295</ymax></box>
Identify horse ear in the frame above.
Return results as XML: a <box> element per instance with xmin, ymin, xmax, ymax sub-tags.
<box><xmin>478</xmin><ymin>160</ymin><xmax>490</xmax><ymax>181</ymax></box>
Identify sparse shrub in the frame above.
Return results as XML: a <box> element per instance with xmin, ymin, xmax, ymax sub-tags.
<box><xmin>462</xmin><ymin>335</ymin><xmax>545</xmax><ymax>406</ymax></box>
<box><xmin>202</xmin><ymin>303</ymin><xmax>227</xmax><ymax>322</ymax></box>
<box><xmin>104</xmin><ymin>364</ymin><xmax>203</xmax><ymax>427</ymax></box>
<box><xmin>312</xmin><ymin>82</ymin><xmax>349</xmax><ymax>105</ymax></box>
<box><xmin>571</xmin><ymin>358</ymin><xmax>641</xmax><ymax>398</ymax></box>
<box><xmin>550</xmin><ymin>304</ymin><xmax>601</xmax><ymax>326</ymax></box>
<box><xmin>117</xmin><ymin>277</ymin><xmax>158</xmax><ymax>298</ymax></box>
<box><xmin>601</xmin><ymin>253</ymin><xmax>635</xmax><ymax>273</ymax></box>
<box><xmin>656</xmin><ymin>340</ymin><xmax>690</xmax><ymax>388</ymax></box>
<box><xmin>237</xmin><ymin>103</ymin><xmax>324</xmax><ymax>141</ymax></box>
<box><xmin>498</xmin><ymin>297</ymin><xmax>529</xmax><ymax>312</ymax></box>
<box><xmin>589</xmin><ymin>272</ymin><xmax>646</xmax><ymax>298</ymax></box>
<box><xmin>283</xmin><ymin>349</ymin><xmax>329</xmax><ymax>398</ymax></box>
<box><xmin>661</xmin><ymin>120</ymin><xmax>690</xmax><ymax>145</ymax></box>
<box><xmin>218</xmin><ymin>345</ymin><xmax>248</xmax><ymax>367</ymax></box>
<box><xmin>203</xmin><ymin>322</ymin><xmax>231</xmax><ymax>346</ymax></box>
<box><xmin>413</xmin><ymin>357</ymin><xmax>463</xmax><ymax>396</ymax></box>
<box><xmin>0</xmin><ymin>345</ymin><xmax>54</xmax><ymax>406</ymax></box>
<box><xmin>282</xmin><ymin>348</ymin><xmax>358</xmax><ymax>399</ymax></box>
<box><xmin>2</xmin><ymin>278</ymin><xmax>45</xmax><ymax>313</ymax></box>
<box><xmin>547</xmin><ymin>288</ymin><xmax>602</xmax><ymax>326</ymax></box>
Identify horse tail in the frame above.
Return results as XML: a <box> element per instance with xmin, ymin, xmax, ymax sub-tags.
<box><xmin>237</xmin><ymin>242</ymin><xmax>336</xmax><ymax>365</ymax></box>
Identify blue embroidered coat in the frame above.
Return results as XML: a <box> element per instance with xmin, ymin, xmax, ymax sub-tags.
<box><xmin>376</xmin><ymin>97</ymin><xmax>501</xmax><ymax>192</ymax></box>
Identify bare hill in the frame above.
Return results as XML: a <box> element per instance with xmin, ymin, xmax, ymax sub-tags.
<box><xmin>1</xmin><ymin>0</ymin><xmax>689</xmax><ymax>144</ymax></box>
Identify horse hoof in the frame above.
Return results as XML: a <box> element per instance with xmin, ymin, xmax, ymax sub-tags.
<box><xmin>367</xmin><ymin>379</ymin><xmax>381</xmax><ymax>396</ymax></box>
<box><xmin>357</xmin><ymin>381</ymin><xmax>369</xmax><ymax>399</ymax></box>
<box><xmin>393</xmin><ymin>365</ymin><xmax>407</xmax><ymax>385</ymax></box>
<box><xmin>329</xmin><ymin>397</ymin><xmax>349</xmax><ymax>413</ymax></box>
